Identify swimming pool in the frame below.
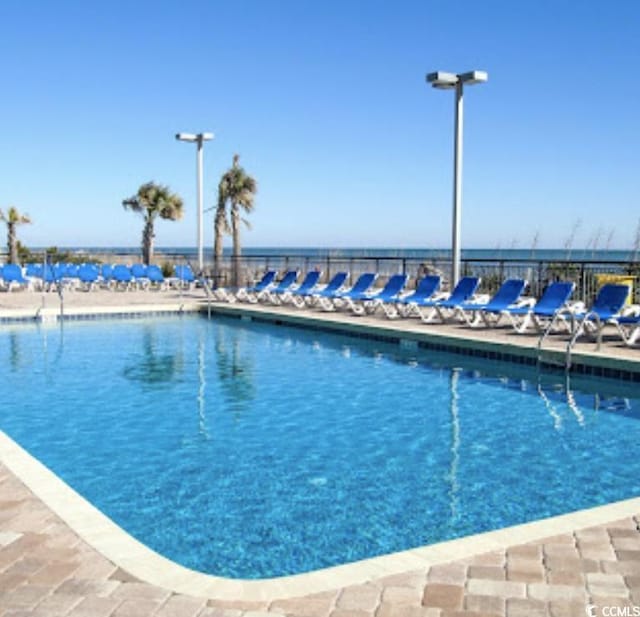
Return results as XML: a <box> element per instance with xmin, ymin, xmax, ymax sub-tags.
<box><xmin>1</xmin><ymin>315</ymin><xmax>639</xmax><ymax>579</ymax></box>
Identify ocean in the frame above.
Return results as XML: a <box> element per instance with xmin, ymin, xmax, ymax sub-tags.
<box><xmin>54</xmin><ymin>247</ymin><xmax>639</xmax><ymax>263</ymax></box>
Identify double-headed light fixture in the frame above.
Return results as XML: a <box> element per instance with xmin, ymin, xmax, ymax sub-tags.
<box><xmin>426</xmin><ymin>70</ymin><xmax>487</xmax><ymax>287</ymax></box>
<box><xmin>175</xmin><ymin>132</ymin><xmax>214</xmax><ymax>272</ymax></box>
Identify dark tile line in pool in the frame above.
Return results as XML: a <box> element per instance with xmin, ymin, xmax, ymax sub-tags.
<box><xmin>0</xmin><ymin>310</ymin><xmax>188</xmax><ymax>324</ymax></box>
<box><xmin>221</xmin><ymin>310</ymin><xmax>640</xmax><ymax>383</ymax></box>
<box><xmin>62</xmin><ymin>311</ymin><xmax>185</xmax><ymax>321</ymax></box>
<box><xmin>0</xmin><ymin>316</ymin><xmax>36</xmax><ymax>323</ymax></box>
<box><xmin>571</xmin><ymin>363</ymin><xmax>640</xmax><ymax>382</ymax></box>
<box><xmin>416</xmin><ymin>339</ymin><xmax>537</xmax><ymax>366</ymax></box>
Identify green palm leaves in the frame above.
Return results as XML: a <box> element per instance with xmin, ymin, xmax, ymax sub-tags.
<box><xmin>214</xmin><ymin>155</ymin><xmax>257</xmax><ymax>287</ymax></box>
<box><xmin>123</xmin><ymin>181</ymin><xmax>184</xmax><ymax>265</ymax></box>
<box><xmin>0</xmin><ymin>206</ymin><xmax>31</xmax><ymax>264</ymax></box>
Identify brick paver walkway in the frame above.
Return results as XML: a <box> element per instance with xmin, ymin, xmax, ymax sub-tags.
<box><xmin>2</xmin><ymin>462</ymin><xmax>640</xmax><ymax>616</ymax></box>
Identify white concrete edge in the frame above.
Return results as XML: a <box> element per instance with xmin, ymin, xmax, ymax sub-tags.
<box><xmin>0</xmin><ymin>303</ymin><xmax>204</xmax><ymax>321</ymax></box>
<box><xmin>1</xmin><ymin>431</ymin><xmax>639</xmax><ymax>601</ymax></box>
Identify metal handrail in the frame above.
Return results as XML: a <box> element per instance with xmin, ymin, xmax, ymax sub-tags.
<box><xmin>187</xmin><ymin>259</ymin><xmax>213</xmax><ymax>319</ymax></box>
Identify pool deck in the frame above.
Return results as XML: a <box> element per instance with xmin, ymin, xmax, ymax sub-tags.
<box><xmin>1</xmin><ymin>288</ymin><xmax>640</xmax><ymax>616</ymax></box>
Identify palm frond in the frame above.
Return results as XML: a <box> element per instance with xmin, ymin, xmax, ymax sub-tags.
<box><xmin>123</xmin><ymin>181</ymin><xmax>183</xmax><ymax>220</ymax></box>
<box><xmin>122</xmin><ymin>197</ymin><xmax>144</xmax><ymax>213</ymax></box>
<box><xmin>216</xmin><ymin>154</ymin><xmax>258</xmax><ymax>217</ymax></box>
<box><xmin>0</xmin><ymin>206</ymin><xmax>31</xmax><ymax>225</ymax></box>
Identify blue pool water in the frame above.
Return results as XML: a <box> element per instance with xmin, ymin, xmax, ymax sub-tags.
<box><xmin>1</xmin><ymin>315</ymin><xmax>640</xmax><ymax>578</ymax></box>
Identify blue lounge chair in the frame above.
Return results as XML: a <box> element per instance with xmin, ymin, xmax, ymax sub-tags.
<box><xmin>350</xmin><ymin>274</ymin><xmax>408</xmax><ymax>315</ymax></box>
<box><xmin>146</xmin><ymin>264</ymin><xmax>167</xmax><ymax>290</ymax></box>
<box><xmin>131</xmin><ymin>264</ymin><xmax>150</xmax><ymax>290</ymax></box>
<box><xmin>501</xmin><ymin>281</ymin><xmax>575</xmax><ymax>333</ymax></box>
<box><xmin>25</xmin><ymin>263</ymin><xmax>41</xmax><ymax>278</ymax></box>
<box><xmin>275</xmin><ymin>270</ymin><xmax>323</xmax><ymax>305</ymax></box>
<box><xmin>23</xmin><ymin>263</ymin><xmax>60</xmax><ymax>292</ymax></box>
<box><xmin>58</xmin><ymin>263</ymin><xmax>79</xmax><ymax>290</ymax></box>
<box><xmin>252</xmin><ymin>270</ymin><xmax>298</xmax><ymax>303</ymax></box>
<box><xmin>1</xmin><ymin>264</ymin><xmax>32</xmax><ymax>292</ymax></box>
<box><xmin>171</xmin><ymin>264</ymin><xmax>196</xmax><ymax>290</ymax></box>
<box><xmin>100</xmin><ymin>264</ymin><xmax>114</xmax><ymax>288</ymax></box>
<box><xmin>292</xmin><ymin>271</ymin><xmax>349</xmax><ymax>308</ymax></box>
<box><xmin>231</xmin><ymin>270</ymin><xmax>278</xmax><ymax>302</ymax></box>
<box><xmin>383</xmin><ymin>275</ymin><xmax>442</xmax><ymax>319</ymax></box>
<box><xmin>452</xmin><ymin>278</ymin><xmax>528</xmax><ymax>326</ymax></box>
<box><xmin>564</xmin><ymin>284</ymin><xmax>630</xmax><ymax>348</ymax></box>
<box><xmin>418</xmin><ymin>276</ymin><xmax>481</xmax><ymax>323</ymax></box>
<box><xmin>23</xmin><ymin>263</ymin><xmax>46</xmax><ymax>291</ymax></box>
<box><xmin>40</xmin><ymin>264</ymin><xmax>60</xmax><ymax>292</ymax></box>
<box><xmin>610</xmin><ymin>309</ymin><xmax>640</xmax><ymax>346</ymax></box>
<box><xmin>318</xmin><ymin>273</ymin><xmax>377</xmax><ymax>311</ymax></box>
<box><xmin>77</xmin><ymin>264</ymin><xmax>100</xmax><ymax>291</ymax></box>
<box><xmin>112</xmin><ymin>264</ymin><xmax>133</xmax><ymax>291</ymax></box>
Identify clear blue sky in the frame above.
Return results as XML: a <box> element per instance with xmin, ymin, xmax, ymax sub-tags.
<box><xmin>1</xmin><ymin>0</ymin><xmax>638</xmax><ymax>251</ymax></box>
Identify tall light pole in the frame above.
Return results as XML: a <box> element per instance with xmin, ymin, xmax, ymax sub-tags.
<box><xmin>426</xmin><ymin>70</ymin><xmax>487</xmax><ymax>287</ymax></box>
<box><xmin>175</xmin><ymin>132</ymin><xmax>214</xmax><ymax>272</ymax></box>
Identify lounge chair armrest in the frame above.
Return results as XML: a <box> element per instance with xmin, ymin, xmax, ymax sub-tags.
<box><xmin>513</xmin><ymin>297</ymin><xmax>536</xmax><ymax>308</ymax></box>
<box><xmin>431</xmin><ymin>291</ymin><xmax>449</xmax><ymax>301</ymax></box>
<box><xmin>468</xmin><ymin>294</ymin><xmax>490</xmax><ymax>305</ymax></box>
<box><xmin>621</xmin><ymin>304</ymin><xmax>640</xmax><ymax>317</ymax></box>
<box><xmin>564</xmin><ymin>301</ymin><xmax>585</xmax><ymax>314</ymax></box>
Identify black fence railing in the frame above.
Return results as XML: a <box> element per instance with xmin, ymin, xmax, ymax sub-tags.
<box><xmin>210</xmin><ymin>254</ymin><xmax>640</xmax><ymax>305</ymax></box>
<box><xmin>4</xmin><ymin>250</ymin><xmax>638</xmax><ymax>305</ymax></box>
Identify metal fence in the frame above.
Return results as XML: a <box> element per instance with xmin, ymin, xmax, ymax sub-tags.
<box><xmin>3</xmin><ymin>250</ymin><xmax>638</xmax><ymax>305</ymax></box>
<box><xmin>211</xmin><ymin>254</ymin><xmax>640</xmax><ymax>305</ymax></box>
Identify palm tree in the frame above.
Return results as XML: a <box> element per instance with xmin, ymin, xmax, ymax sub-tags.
<box><xmin>0</xmin><ymin>206</ymin><xmax>31</xmax><ymax>264</ymax></box>
<box><xmin>215</xmin><ymin>154</ymin><xmax>257</xmax><ymax>287</ymax></box>
<box><xmin>213</xmin><ymin>193</ymin><xmax>229</xmax><ymax>286</ymax></box>
<box><xmin>122</xmin><ymin>181</ymin><xmax>184</xmax><ymax>265</ymax></box>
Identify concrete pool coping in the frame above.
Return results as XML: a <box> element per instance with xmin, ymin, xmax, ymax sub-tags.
<box><xmin>1</xmin><ymin>295</ymin><xmax>640</xmax><ymax>602</ymax></box>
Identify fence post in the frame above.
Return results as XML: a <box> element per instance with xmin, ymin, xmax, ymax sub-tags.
<box><xmin>536</xmin><ymin>261</ymin><xmax>542</xmax><ymax>297</ymax></box>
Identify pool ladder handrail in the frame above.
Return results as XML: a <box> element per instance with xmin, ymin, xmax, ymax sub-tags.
<box><xmin>54</xmin><ymin>266</ymin><xmax>64</xmax><ymax>320</ymax></box>
<box><xmin>38</xmin><ymin>252</ymin><xmax>65</xmax><ymax>321</ymax></box>
<box><xmin>536</xmin><ymin>310</ymin><xmax>574</xmax><ymax>372</ymax></box>
<box><xmin>565</xmin><ymin>309</ymin><xmax>606</xmax><ymax>367</ymax></box>
<box><xmin>186</xmin><ymin>259</ymin><xmax>213</xmax><ymax>319</ymax></box>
